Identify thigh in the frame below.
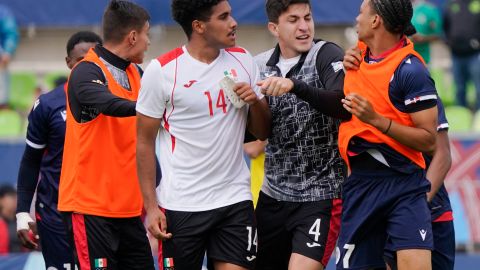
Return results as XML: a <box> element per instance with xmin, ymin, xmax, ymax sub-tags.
<box><xmin>336</xmin><ymin>174</ymin><xmax>390</xmax><ymax>270</ymax></box>
<box><xmin>255</xmin><ymin>192</ymin><xmax>290</xmax><ymax>270</ymax></box>
<box><xmin>290</xmin><ymin>199</ymin><xmax>341</xmax><ymax>267</ymax></box>
<box><xmin>432</xmin><ymin>221</ymin><xmax>455</xmax><ymax>270</ymax></box>
<box><xmin>117</xmin><ymin>217</ymin><xmax>154</xmax><ymax>270</ymax></box>
<box><xmin>386</xmin><ymin>190</ymin><xmax>433</xmax><ymax>253</ymax></box>
<box><xmin>37</xmin><ymin>219</ymin><xmax>76</xmax><ymax>270</ymax></box>
<box><xmin>209</xmin><ymin>201</ymin><xmax>256</xmax><ymax>270</ymax></box>
<box><xmin>162</xmin><ymin>210</ymin><xmax>209</xmax><ymax>270</ymax></box>
<box><xmin>66</xmin><ymin>213</ymin><xmax>120</xmax><ymax>270</ymax></box>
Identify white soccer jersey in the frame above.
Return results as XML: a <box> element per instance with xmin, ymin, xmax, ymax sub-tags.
<box><xmin>137</xmin><ymin>46</ymin><xmax>262</xmax><ymax>211</ymax></box>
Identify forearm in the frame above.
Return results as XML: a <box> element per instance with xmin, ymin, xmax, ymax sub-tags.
<box><xmin>426</xmin><ymin>131</ymin><xmax>452</xmax><ymax>201</ymax></box>
<box><xmin>16</xmin><ymin>146</ymin><xmax>43</xmax><ymax>213</ymax></box>
<box><xmin>136</xmin><ymin>113</ymin><xmax>161</xmax><ymax>211</ymax></box>
<box><xmin>291</xmin><ymin>79</ymin><xmax>351</xmax><ymax>120</ymax></box>
<box><xmin>101</xmin><ymin>98</ymin><xmax>136</xmax><ymax>117</ymax></box>
<box><xmin>247</xmin><ymin>98</ymin><xmax>271</xmax><ymax>140</ymax></box>
<box><xmin>137</xmin><ymin>139</ymin><xmax>158</xmax><ymax>210</ymax></box>
<box><xmin>371</xmin><ymin>115</ymin><xmax>436</xmax><ymax>153</ymax></box>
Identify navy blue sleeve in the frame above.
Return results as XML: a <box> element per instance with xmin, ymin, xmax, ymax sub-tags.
<box><xmin>17</xmin><ymin>95</ymin><xmax>53</xmax><ymax>213</ymax></box>
<box><xmin>437</xmin><ymin>98</ymin><xmax>449</xmax><ymax>131</ymax></box>
<box><xmin>25</xmin><ymin>97</ymin><xmax>49</xmax><ymax>149</ymax></box>
<box><xmin>16</xmin><ymin>145</ymin><xmax>44</xmax><ymax>213</ymax></box>
<box><xmin>389</xmin><ymin>55</ymin><xmax>438</xmax><ymax>113</ymax></box>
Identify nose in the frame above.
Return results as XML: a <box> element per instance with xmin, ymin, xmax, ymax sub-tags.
<box><xmin>230</xmin><ymin>16</ymin><xmax>238</xmax><ymax>29</ymax></box>
<box><xmin>298</xmin><ymin>18</ymin><xmax>308</xmax><ymax>31</ymax></box>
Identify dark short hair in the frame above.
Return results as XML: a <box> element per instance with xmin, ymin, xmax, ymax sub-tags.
<box><xmin>66</xmin><ymin>31</ymin><xmax>103</xmax><ymax>57</ymax></box>
<box><xmin>171</xmin><ymin>0</ymin><xmax>225</xmax><ymax>39</ymax></box>
<box><xmin>0</xmin><ymin>185</ymin><xmax>16</xmax><ymax>199</ymax></box>
<box><xmin>102</xmin><ymin>0</ymin><xmax>150</xmax><ymax>43</ymax></box>
<box><xmin>370</xmin><ymin>0</ymin><xmax>416</xmax><ymax>35</ymax></box>
<box><xmin>265</xmin><ymin>0</ymin><xmax>311</xmax><ymax>23</ymax></box>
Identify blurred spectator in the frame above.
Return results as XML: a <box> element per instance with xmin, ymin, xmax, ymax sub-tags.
<box><xmin>0</xmin><ymin>185</ymin><xmax>23</xmax><ymax>253</ymax></box>
<box><xmin>0</xmin><ymin>4</ymin><xmax>19</xmax><ymax>109</ymax></box>
<box><xmin>411</xmin><ymin>0</ymin><xmax>443</xmax><ymax>65</ymax></box>
<box><xmin>443</xmin><ymin>0</ymin><xmax>480</xmax><ymax>110</ymax></box>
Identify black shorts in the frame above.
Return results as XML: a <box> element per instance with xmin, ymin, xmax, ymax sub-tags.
<box><xmin>62</xmin><ymin>213</ymin><xmax>154</xmax><ymax>270</ymax></box>
<box><xmin>255</xmin><ymin>192</ymin><xmax>341</xmax><ymax>270</ymax></box>
<box><xmin>160</xmin><ymin>200</ymin><xmax>256</xmax><ymax>270</ymax></box>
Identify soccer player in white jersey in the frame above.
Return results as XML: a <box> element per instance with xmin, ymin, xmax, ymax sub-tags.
<box><xmin>136</xmin><ymin>1</ymin><xmax>271</xmax><ymax>270</ymax></box>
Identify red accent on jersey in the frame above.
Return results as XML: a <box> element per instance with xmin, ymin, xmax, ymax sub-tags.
<box><xmin>225</xmin><ymin>47</ymin><xmax>247</xmax><ymax>54</ymax></box>
<box><xmin>163</xmin><ymin>115</ymin><xmax>176</xmax><ymax>153</ymax></box>
<box><xmin>433</xmin><ymin>211</ymin><xmax>454</xmax><ymax>222</ymax></box>
<box><xmin>184</xmin><ymin>80</ymin><xmax>197</xmax><ymax>88</ymax></box>
<box><xmin>157</xmin><ymin>47</ymin><xmax>184</xmax><ymax>67</ymax></box>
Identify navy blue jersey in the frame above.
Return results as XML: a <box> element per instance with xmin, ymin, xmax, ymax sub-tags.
<box><xmin>348</xmin><ymin>50</ymin><xmax>438</xmax><ymax>174</ymax></box>
<box><xmin>26</xmin><ymin>84</ymin><xmax>66</xmax><ymax>222</ymax></box>
<box><xmin>426</xmin><ymin>98</ymin><xmax>453</xmax><ymax>221</ymax></box>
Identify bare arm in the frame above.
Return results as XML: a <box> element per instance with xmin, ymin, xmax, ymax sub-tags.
<box><xmin>247</xmin><ymin>98</ymin><xmax>271</xmax><ymax>140</ymax></box>
<box><xmin>342</xmin><ymin>93</ymin><xmax>437</xmax><ymax>153</ymax></box>
<box><xmin>244</xmin><ymin>140</ymin><xmax>267</xmax><ymax>159</ymax></box>
<box><xmin>426</xmin><ymin>131</ymin><xmax>452</xmax><ymax>202</ymax></box>
<box><xmin>136</xmin><ymin>112</ymin><xmax>171</xmax><ymax>239</ymax></box>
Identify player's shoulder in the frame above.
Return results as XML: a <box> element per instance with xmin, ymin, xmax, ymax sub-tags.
<box><xmin>36</xmin><ymin>84</ymin><xmax>66</xmax><ymax>110</ymax></box>
<box><xmin>156</xmin><ymin>47</ymin><xmax>185</xmax><ymax>67</ymax></box>
<box><xmin>225</xmin><ymin>46</ymin><xmax>248</xmax><ymax>54</ymax></box>
<box><xmin>397</xmin><ymin>54</ymin><xmax>429</xmax><ymax>77</ymax></box>
<box><xmin>254</xmin><ymin>48</ymin><xmax>276</xmax><ymax>65</ymax></box>
<box><xmin>224</xmin><ymin>46</ymin><xmax>254</xmax><ymax>60</ymax></box>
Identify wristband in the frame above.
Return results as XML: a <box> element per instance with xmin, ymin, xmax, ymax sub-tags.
<box><xmin>383</xmin><ymin>118</ymin><xmax>392</xmax><ymax>134</ymax></box>
<box><xmin>16</xmin><ymin>212</ymin><xmax>34</xmax><ymax>231</ymax></box>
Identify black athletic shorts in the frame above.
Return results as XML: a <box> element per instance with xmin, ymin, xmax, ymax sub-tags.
<box><xmin>160</xmin><ymin>200</ymin><xmax>256</xmax><ymax>270</ymax></box>
<box><xmin>255</xmin><ymin>192</ymin><xmax>341</xmax><ymax>270</ymax></box>
<box><xmin>63</xmin><ymin>213</ymin><xmax>154</xmax><ymax>270</ymax></box>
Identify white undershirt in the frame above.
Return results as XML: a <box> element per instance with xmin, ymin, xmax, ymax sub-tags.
<box><xmin>277</xmin><ymin>55</ymin><xmax>301</xmax><ymax>77</ymax></box>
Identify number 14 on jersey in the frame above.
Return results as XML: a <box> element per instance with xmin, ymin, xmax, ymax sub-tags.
<box><xmin>204</xmin><ymin>90</ymin><xmax>227</xmax><ymax>116</ymax></box>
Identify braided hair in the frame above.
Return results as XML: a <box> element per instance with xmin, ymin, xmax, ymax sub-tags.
<box><xmin>370</xmin><ymin>0</ymin><xmax>416</xmax><ymax>36</ymax></box>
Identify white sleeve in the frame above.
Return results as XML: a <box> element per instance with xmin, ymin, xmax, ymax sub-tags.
<box><xmin>136</xmin><ymin>59</ymin><xmax>167</xmax><ymax>119</ymax></box>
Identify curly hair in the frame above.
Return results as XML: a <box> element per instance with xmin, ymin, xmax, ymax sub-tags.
<box><xmin>172</xmin><ymin>0</ymin><xmax>226</xmax><ymax>39</ymax></box>
<box><xmin>370</xmin><ymin>0</ymin><xmax>416</xmax><ymax>36</ymax></box>
<box><xmin>265</xmin><ymin>0</ymin><xmax>311</xmax><ymax>23</ymax></box>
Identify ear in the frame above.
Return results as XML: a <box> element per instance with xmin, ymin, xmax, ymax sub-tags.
<box><xmin>127</xmin><ymin>29</ymin><xmax>137</xmax><ymax>47</ymax></box>
<box><xmin>65</xmin><ymin>56</ymin><xmax>71</xmax><ymax>68</ymax></box>
<box><xmin>192</xmin><ymin>20</ymin><xmax>206</xmax><ymax>35</ymax></box>
<box><xmin>267</xmin><ymin>22</ymin><xmax>279</xmax><ymax>38</ymax></box>
<box><xmin>371</xmin><ymin>14</ymin><xmax>381</xmax><ymax>29</ymax></box>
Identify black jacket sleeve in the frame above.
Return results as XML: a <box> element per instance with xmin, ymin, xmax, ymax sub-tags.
<box><xmin>68</xmin><ymin>62</ymin><xmax>136</xmax><ymax>122</ymax></box>
<box><xmin>290</xmin><ymin>42</ymin><xmax>351</xmax><ymax>120</ymax></box>
<box><xmin>16</xmin><ymin>145</ymin><xmax>44</xmax><ymax>213</ymax></box>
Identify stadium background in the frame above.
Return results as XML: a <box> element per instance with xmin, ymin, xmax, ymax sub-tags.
<box><xmin>1</xmin><ymin>0</ymin><xmax>480</xmax><ymax>269</ymax></box>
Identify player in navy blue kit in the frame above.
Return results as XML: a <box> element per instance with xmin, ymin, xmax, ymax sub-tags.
<box><xmin>383</xmin><ymin>99</ymin><xmax>454</xmax><ymax>270</ymax></box>
<box><xmin>344</xmin><ymin>37</ymin><xmax>455</xmax><ymax>270</ymax></box>
<box><xmin>15</xmin><ymin>31</ymin><xmax>102</xmax><ymax>269</ymax></box>
<box><xmin>337</xmin><ymin>0</ymin><xmax>439</xmax><ymax>269</ymax></box>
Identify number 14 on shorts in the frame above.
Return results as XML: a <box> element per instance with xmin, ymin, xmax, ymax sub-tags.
<box><xmin>246</xmin><ymin>226</ymin><xmax>257</xmax><ymax>261</ymax></box>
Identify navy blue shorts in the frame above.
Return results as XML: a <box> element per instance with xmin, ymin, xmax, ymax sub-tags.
<box><xmin>36</xmin><ymin>202</ymin><xmax>76</xmax><ymax>269</ymax></box>
<box><xmin>385</xmin><ymin>220</ymin><xmax>455</xmax><ymax>270</ymax></box>
<box><xmin>336</xmin><ymin>166</ymin><xmax>433</xmax><ymax>270</ymax></box>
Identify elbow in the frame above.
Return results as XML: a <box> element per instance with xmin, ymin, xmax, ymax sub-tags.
<box><xmin>423</xmin><ymin>139</ymin><xmax>436</xmax><ymax>154</ymax></box>
<box><xmin>254</xmin><ymin>127</ymin><xmax>271</xmax><ymax>141</ymax></box>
